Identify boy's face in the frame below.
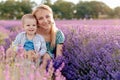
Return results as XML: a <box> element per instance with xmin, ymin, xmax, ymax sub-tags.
<box><xmin>23</xmin><ymin>18</ymin><xmax>37</xmax><ymax>35</ymax></box>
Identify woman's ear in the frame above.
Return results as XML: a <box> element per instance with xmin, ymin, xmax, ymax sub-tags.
<box><xmin>51</xmin><ymin>22</ymin><xmax>54</xmax><ymax>24</ymax></box>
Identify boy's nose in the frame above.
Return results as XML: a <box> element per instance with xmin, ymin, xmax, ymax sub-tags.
<box><xmin>30</xmin><ymin>25</ymin><xmax>34</xmax><ymax>28</ymax></box>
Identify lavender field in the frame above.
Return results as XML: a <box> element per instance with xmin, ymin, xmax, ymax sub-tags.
<box><xmin>0</xmin><ymin>19</ymin><xmax>120</xmax><ymax>80</ymax></box>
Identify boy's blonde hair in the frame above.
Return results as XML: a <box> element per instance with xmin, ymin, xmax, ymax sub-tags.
<box><xmin>32</xmin><ymin>5</ymin><xmax>58</xmax><ymax>48</ymax></box>
<box><xmin>21</xmin><ymin>14</ymin><xmax>36</xmax><ymax>25</ymax></box>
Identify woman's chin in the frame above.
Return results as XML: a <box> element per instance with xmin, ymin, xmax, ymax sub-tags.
<box><xmin>42</xmin><ymin>26</ymin><xmax>50</xmax><ymax>30</ymax></box>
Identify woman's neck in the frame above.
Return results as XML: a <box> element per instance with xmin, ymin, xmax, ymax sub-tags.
<box><xmin>37</xmin><ymin>27</ymin><xmax>51</xmax><ymax>35</ymax></box>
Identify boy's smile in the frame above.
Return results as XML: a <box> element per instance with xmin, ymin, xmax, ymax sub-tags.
<box><xmin>23</xmin><ymin>18</ymin><xmax>37</xmax><ymax>35</ymax></box>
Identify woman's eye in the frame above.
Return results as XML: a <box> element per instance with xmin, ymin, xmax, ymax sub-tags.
<box><xmin>38</xmin><ymin>17</ymin><xmax>43</xmax><ymax>20</ymax></box>
<box><xmin>46</xmin><ymin>15</ymin><xmax>50</xmax><ymax>18</ymax></box>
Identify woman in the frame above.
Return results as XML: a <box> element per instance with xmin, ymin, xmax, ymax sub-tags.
<box><xmin>32</xmin><ymin>4</ymin><xmax>65</xmax><ymax>61</ymax></box>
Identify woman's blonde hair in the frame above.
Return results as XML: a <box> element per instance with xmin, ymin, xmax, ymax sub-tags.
<box><xmin>32</xmin><ymin>4</ymin><xmax>58</xmax><ymax>48</ymax></box>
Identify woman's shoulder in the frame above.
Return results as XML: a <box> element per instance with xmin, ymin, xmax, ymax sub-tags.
<box><xmin>57</xmin><ymin>29</ymin><xmax>62</xmax><ymax>32</ymax></box>
<box><xmin>56</xmin><ymin>29</ymin><xmax>64</xmax><ymax>37</ymax></box>
<box><xmin>56</xmin><ymin>29</ymin><xmax>65</xmax><ymax>43</ymax></box>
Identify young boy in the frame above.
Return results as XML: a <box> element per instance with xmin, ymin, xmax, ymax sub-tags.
<box><xmin>11</xmin><ymin>14</ymin><xmax>47</xmax><ymax>63</ymax></box>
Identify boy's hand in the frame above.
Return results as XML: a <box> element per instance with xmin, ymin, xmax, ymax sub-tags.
<box><xmin>25</xmin><ymin>50</ymin><xmax>35</xmax><ymax>60</ymax></box>
<box><xmin>24</xmin><ymin>50</ymin><xmax>41</xmax><ymax>63</ymax></box>
<box><xmin>32</xmin><ymin>53</ymin><xmax>41</xmax><ymax>62</ymax></box>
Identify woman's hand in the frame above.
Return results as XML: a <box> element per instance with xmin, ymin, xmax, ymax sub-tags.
<box><xmin>56</xmin><ymin>44</ymin><xmax>63</xmax><ymax>58</ymax></box>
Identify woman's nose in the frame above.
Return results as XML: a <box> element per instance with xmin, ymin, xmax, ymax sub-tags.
<box><xmin>43</xmin><ymin>18</ymin><xmax>48</xmax><ymax>23</ymax></box>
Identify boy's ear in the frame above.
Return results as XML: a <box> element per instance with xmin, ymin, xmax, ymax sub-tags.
<box><xmin>22</xmin><ymin>24</ymin><xmax>24</xmax><ymax>28</ymax></box>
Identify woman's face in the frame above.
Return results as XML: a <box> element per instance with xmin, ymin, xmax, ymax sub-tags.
<box><xmin>35</xmin><ymin>9</ymin><xmax>53</xmax><ymax>30</ymax></box>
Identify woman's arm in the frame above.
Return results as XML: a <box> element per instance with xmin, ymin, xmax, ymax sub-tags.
<box><xmin>55</xmin><ymin>30</ymin><xmax>65</xmax><ymax>58</ymax></box>
<box><xmin>56</xmin><ymin>44</ymin><xmax>63</xmax><ymax>57</ymax></box>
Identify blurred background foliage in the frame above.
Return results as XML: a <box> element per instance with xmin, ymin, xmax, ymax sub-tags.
<box><xmin>0</xmin><ymin>0</ymin><xmax>120</xmax><ymax>20</ymax></box>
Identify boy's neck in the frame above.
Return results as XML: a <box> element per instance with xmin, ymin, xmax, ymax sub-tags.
<box><xmin>26</xmin><ymin>33</ymin><xmax>35</xmax><ymax>40</ymax></box>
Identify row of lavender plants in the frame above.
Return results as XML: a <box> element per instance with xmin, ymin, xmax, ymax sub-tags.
<box><xmin>57</xmin><ymin>20</ymin><xmax>120</xmax><ymax>80</ymax></box>
<box><xmin>0</xmin><ymin>45</ymin><xmax>66</xmax><ymax>80</ymax></box>
<box><xmin>0</xmin><ymin>20</ymin><xmax>120</xmax><ymax>80</ymax></box>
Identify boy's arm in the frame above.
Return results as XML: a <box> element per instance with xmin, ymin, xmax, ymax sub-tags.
<box><xmin>6</xmin><ymin>33</ymin><xmax>22</xmax><ymax>61</ymax></box>
<box><xmin>38</xmin><ymin>37</ymin><xmax>47</xmax><ymax>57</ymax></box>
<box><xmin>11</xmin><ymin>33</ymin><xmax>22</xmax><ymax>51</ymax></box>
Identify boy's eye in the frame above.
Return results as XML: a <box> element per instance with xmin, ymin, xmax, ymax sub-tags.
<box><xmin>26</xmin><ymin>25</ymin><xmax>30</xmax><ymax>26</ymax></box>
<box><xmin>33</xmin><ymin>24</ymin><xmax>36</xmax><ymax>26</ymax></box>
